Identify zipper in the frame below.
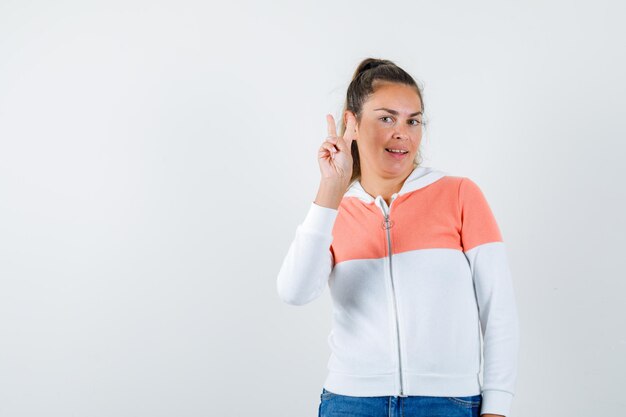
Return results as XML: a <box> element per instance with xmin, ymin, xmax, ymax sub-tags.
<box><xmin>375</xmin><ymin>193</ymin><xmax>408</xmax><ymax>398</ymax></box>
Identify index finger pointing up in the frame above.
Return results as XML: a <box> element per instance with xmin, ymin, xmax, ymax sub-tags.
<box><xmin>326</xmin><ymin>114</ymin><xmax>337</xmax><ymax>138</ymax></box>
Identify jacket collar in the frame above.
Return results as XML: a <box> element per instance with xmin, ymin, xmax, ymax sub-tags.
<box><xmin>343</xmin><ymin>165</ymin><xmax>447</xmax><ymax>204</ymax></box>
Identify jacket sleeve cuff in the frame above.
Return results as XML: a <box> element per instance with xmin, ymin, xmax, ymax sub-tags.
<box><xmin>300</xmin><ymin>202</ymin><xmax>339</xmax><ymax>235</ymax></box>
<box><xmin>480</xmin><ymin>389</ymin><xmax>514</xmax><ymax>417</ymax></box>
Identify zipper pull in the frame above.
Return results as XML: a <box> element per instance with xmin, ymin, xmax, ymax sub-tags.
<box><xmin>376</xmin><ymin>195</ymin><xmax>397</xmax><ymax>229</ymax></box>
<box><xmin>382</xmin><ymin>209</ymin><xmax>395</xmax><ymax>230</ymax></box>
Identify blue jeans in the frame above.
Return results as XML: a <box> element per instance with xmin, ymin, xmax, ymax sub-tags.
<box><xmin>318</xmin><ymin>388</ymin><xmax>482</xmax><ymax>417</ymax></box>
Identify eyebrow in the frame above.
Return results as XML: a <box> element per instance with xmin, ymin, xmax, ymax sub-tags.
<box><xmin>373</xmin><ymin>107</ymin><xmax>422</xmax><ymax>117</ymax></box>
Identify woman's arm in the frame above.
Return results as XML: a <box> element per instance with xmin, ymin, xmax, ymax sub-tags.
<box><xmin>459</xmin><ymin>177</ymin><xmax>521</xmax><ymax>417</ymax></box>
<box><xmin>276</xmin><ymin>112</ymin><xmax>353</xmax><ymax>305</ymax></box>
<box><xmin>276</xmin><ymin>201</ymin><xmax>338</xmax><ymax>305</ymax></box>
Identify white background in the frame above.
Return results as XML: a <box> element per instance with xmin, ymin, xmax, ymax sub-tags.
<box><xmin>1</xmin><ymin>0</ymin><xmax>625</xmax><ymax>416</ymax></box>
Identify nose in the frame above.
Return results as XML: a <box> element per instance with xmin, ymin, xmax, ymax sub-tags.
<box><xmin>393</xmin><ymin>123</ymin><xmax>410</xmax><ymax>140</ymax></box>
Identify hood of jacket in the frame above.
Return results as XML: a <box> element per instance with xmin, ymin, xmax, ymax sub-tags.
<box><xmin>343</xmin><ymin>165</ymin><xmax>448</xmax><ymax>204</ymax></box>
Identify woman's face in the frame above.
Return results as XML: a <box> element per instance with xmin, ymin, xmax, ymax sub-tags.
<box><xmin>352</xmin><ymin>81</ymin><xmax>423</xmax><ymax>179</ymax></box>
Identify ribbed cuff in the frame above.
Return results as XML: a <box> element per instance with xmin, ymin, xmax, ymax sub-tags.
<box><xmin>300</xmin><ymin>202</ymin><xmax>338</xmax><ymax>235</ymax></box>
<box><xmin>480</xmin><ymin>389</ymin><xmax>513</xmax><ymax>417</ymax></box>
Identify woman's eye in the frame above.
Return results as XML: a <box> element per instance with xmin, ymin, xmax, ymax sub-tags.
<box><xmin>380</xmin><ymin>116</ymin><xmax>422</xmax><ymax>125</ymax></box>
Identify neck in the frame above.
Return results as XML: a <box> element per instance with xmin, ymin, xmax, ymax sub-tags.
<box><xmin>359</xmin><ymin>165</ymin><xmax>414</xmax><ymax>201</ymax></box>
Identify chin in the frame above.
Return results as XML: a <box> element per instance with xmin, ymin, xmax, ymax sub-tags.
<box><xmin>381</xmin><ymin>164</ymin><xmax>411</xmax><ymax>175</ymax></box>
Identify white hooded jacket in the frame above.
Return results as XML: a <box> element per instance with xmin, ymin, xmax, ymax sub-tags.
<box><xmin>276</xmin><ymin>166</ymin><xmax>520</xmax><ymax>416</ymax></box>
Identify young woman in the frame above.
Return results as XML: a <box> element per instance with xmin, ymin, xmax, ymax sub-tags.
<box><xmin>277</xmin><ymin>58</ymin><xmax>519</xmax><ymax>417</ymax></box>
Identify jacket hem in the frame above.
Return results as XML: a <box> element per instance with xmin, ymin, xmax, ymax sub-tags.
<box><xmin>323</xmin><ymin>371</ymin><xmax>482</xmax><ymax>397</ymax></box>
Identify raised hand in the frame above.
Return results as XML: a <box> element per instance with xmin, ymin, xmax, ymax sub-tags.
<box><xmin>318</xmin><ymin>111</ymin><xmax>357</xmax><ymax>183</ymax></box>
<box><xmin>314</xmin><ymin>111</ymin><xmax>358</xmax><ymax>209</ymax></box>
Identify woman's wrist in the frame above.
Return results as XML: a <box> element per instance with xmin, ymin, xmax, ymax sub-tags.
<box><xmin>315</xmin><ymin>179</ymin><xmax>348</xmax><ymax>209</ymax></box>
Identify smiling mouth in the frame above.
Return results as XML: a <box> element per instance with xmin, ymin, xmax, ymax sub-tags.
<box><xmin>385</xmin><ymin>148</ymin><xmax>409</xmax><ymax>154</ymax></box>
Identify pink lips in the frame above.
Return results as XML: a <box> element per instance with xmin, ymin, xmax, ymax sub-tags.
<box><xmin>385</xmin><ymin>149</ymin><xmax>409</xmax><ymax>160</ymax></box>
